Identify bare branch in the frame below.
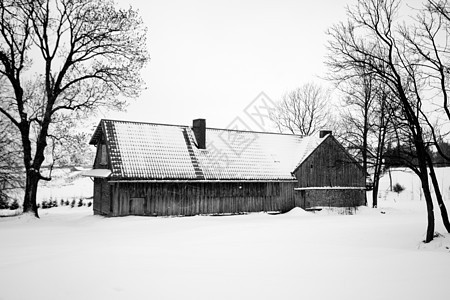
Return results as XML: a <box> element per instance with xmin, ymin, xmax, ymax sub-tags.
<box><xmin>270</xmin><ymin>82</ymin><xmax>333</xmax><ymax>135</ymax></box>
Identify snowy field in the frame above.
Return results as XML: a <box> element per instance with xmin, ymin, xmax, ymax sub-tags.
<box><xmin>1</xmin><ymin>168</ymin><xmax>450</xmax><ymax>300</ymax></box>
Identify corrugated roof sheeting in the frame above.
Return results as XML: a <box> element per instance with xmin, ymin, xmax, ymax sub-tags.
<box><xmin>97</xmin><ymin>119</ymin><xmax>325</xmax><ymax>181</ymax></box>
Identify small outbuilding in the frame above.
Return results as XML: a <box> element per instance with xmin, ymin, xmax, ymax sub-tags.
<box><xmin>84</xmin><ymin>119</ymin><xmax>365</xmax><ymax>216</ymax></box>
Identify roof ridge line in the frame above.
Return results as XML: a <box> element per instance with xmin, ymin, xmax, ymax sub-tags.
<box><xmin>101</xmin><ymin>118</ymin><xmax>189</xmax><ymax>129</ymax></box>
<box><xmin>100</xmin><ymin>119</ymin><xmax>304</xmax><ymax>137</ymax></box>
<box><xmin>206</xmin><ymin>127</ymin><xmax>304</xmax><ymax>137</ymax></box>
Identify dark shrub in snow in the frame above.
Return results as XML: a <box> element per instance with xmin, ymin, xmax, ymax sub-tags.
<box><xmin>77</xmin><ymin>199</ymin><xmax>83</xmax><ymax>207</ymax></box>
<box><xmin>70</xmin><ymin>199</ymin><xmax>76</xmax><ymax>208</ymax></box>
<box><xmin>65</xmin><ymin>200</ymin><xmax>70</xmax><ymax>206</ymax></box>
<box><xmin>60</xmin><ymin>199</ymin><xmax>65</xmax><ymax>206</ymax></box>
<box><xmin>9</xmin><ymin>199</ymin><xmax>19</xmax><ymax>210</ymax></box>
<box><xmin>87</xmin><ymin>202</ymin><xmax>92</xmax><ymax>207</ymax></box>
<box><xmin>393</xmin><ymin>183</ymin><xmax>405</xmax><ymax>194</ymax></box>
<box><xmin>41</xmin><ymin>200</ymin><xmax>49</xmax><ymax>209</ymax></box>
<box><xmin>0</xmin><ymin>195</ymin><xmax>9</xmax><ymax>209</ymax></box>
<box><xmin>42</xmin><ymin>198</ymin><xmax>58</xmax><ymax>208</ymax></box>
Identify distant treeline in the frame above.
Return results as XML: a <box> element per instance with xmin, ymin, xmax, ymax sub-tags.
<box><xmin>384</xmin><ymin>142</ymin><xmax>450</xmax><ymax>168</ymax></box>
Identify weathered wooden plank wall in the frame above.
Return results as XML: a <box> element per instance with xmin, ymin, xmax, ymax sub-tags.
<box><xmin>293</xmin><ymin>136</ymin><xmax>366</xmax><ymax>208</ymax></box>
<box><xmin>294</xmin><ymin>137</ymin><xmax>365</xmax><ymax>188</ymax></box>
<box><xmin>299</xmin><ymin>189</ymin><xmax>365</xmax><ymax>208</ymax></box>
<box><xmin>93</xmin><ymin>178</ymin><xmax>101</xmax><ymax>214</ymax></box>
<box><xmin>100</xmin><ymin>181</ymin><xmax>296</xmax><ymax>217</ymax></box>
<box><xmin>93</xmin><ymin>134</ymin><xmax>113</xmax><ymax>216</ymax></box>
<box><xmin>94</xmin><ymin>178</ymin><xmax>111</xmax><ymax>215</ymax></box>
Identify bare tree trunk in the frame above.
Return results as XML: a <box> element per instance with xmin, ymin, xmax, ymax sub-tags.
<box><xmin>19</xmin><ymin>118</ymin><xmax>46</xmax><ymax>218</ymax></box>
<box><xmin>372</xmin><ymin>156</ymin><xmax>380</xmax><ymax>208</ymax></box>
<box><xmin>362</xmin><ymin>125</ymin><xmax>369</xmax><ymax>206</ymax></box>
<box><xmin>19</xmin><ymin>120</ymin><xmax>40</xmax><ymax>217</ymax></box>
<box><xmin>372</xmin><ymin>104</ymin><xmax>388</xmax><ymax>208</ymax></box>
<box><xmin>22</xmin><ymin>169</ymin><xmax>40</xmax><ymax>218</ymax></box>
<box><xmin>372</xmin><ymin>143</ymin><xmax>385</xmax><ymax>208</ymax></box>
<box><xmin>420</xmin><ymin>172</ymin><xmax>435</xmax><ymax>243</ymax></box>
<box><xmin>372</xmin><ymin>179</ymin><xmax>379</xmax><ymax>208</ymax></box>
<box><xmin>372</xmin><ymin>148</ymin><xmax>382</xmax><ymax>208</ymax></box>
<box><xmin>388</xmin><ymin>168</ymin><xmax>392</xmax><ymax>191</ymax></box>
<box><xmin>416</xmin><ymin>144</ymin><xmax>436</xmax><ymax>243</ymax></box>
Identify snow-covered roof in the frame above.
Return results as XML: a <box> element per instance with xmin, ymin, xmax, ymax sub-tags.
<box><xmin>89</xmin><ymin>119</ymin><xmax>328</xmax><ymax>181</ymax></box>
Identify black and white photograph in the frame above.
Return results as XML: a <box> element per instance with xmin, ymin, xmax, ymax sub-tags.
<box><xmin>1</xmin><ymin>0</ymin><xmax>450</xmax><ymax>299</ymax></box>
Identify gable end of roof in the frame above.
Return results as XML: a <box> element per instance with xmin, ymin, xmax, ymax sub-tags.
<box><xmin>89</xmin><ymin>121</ymin><xmax>105</xmax><ymax>145</ymax></box>
<box><xmin>292</xmin><ymin>134</ymin><xmax>363</xmax><ymax>174</ymax></box>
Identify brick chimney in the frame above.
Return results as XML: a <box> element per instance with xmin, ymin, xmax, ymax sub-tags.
<box><xmin>192</xmin><ymin>119</ymin><xmax>206</xmax><ymax>149</ymax></box>
<box><xmin>319</xmin><ymin>130</ymin><xmax>332</xmax><ymax>138</ymax></box>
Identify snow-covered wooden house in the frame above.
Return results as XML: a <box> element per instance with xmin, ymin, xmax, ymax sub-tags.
<box><xmin>84</xmin><ymin>119</ymin><xmax>365</xmax><ymax>216</ymax></box>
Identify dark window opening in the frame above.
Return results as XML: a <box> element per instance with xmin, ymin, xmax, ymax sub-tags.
<box><xmin>100</xmin><ymin>144</ymin><xmax>107</xmax><ymax>165</ymax></box>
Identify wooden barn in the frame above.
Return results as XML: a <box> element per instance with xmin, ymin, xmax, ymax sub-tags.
<box><xmin>83</xmin><ymin>119</ymin><xmax>366</xmax><ymax>217</ymax></box>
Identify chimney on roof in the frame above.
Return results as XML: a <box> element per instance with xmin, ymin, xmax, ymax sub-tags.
<box><xmin>192</xmin><ymin>119</ymin><xmax>206</xmax><ymax>149</ymax></box>
<box><xmin>319</xmin><ymin>130</ymin><xmax>332</xmax><ymax>138</ymax></box>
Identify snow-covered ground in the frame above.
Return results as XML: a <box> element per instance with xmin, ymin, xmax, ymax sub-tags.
<box><xmin>1</xmin><ymin>168</ymin><xmax>450</xmax><ymax>300</ymax></box>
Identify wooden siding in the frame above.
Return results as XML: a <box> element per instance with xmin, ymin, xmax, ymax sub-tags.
<box><xmin>93</xmin><ymin>178</ymin><xmax>112</xmax><ymax>215</ymax></box>
<box><xmin>96</xmin><ymin>181</ymin><xmax>296</xmax><ymax>217</ymax></box>
<box><xmin>298</xmin><ymin>189</ymin><xmax>365</xmax><ymax>208</ymax></box>
<box><xmin>293</xmin><ymin>136</ymin><xmax>365</xmax><ymax>208</ymax></box>
<box><xmin>93</xmin><ymin>178</ymin><xmax>101</xmax><ymax>214</ymax></box>
<box><xmin>294</xmin><ymin>136</ymin><xmax>365</xmax><ymax>188</ymax></box>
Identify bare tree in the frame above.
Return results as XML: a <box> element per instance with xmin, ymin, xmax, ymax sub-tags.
<box><xmin>0</xmin><ymin>0</ymin><xmax>149</xmax><ymax>217</ymax></box>
<box><xmin>370</xmin><ymin>88</ymin><xmax>393</xmax><ymax>208</ymax></box>
<box><xmin>326</xmin><ymin>0</ymin><xmax>449</xmax><ymax>242</ymax></box>
<box><xmin>400</xmin><ymin>0</ymin><xmax>450</xmax><ymax>233</ymax></box>
<box><xmin>337</xmin><ymin>72</ymin><xmax>394</xmax><ymax>208</ymax></box>
<box><xmin>411</xmin><ymin>0</ymin><xmax>450</xmax><ymax>126</ymax></box>
<box><xmin>271</xmin><ymin>82</ymin><xmax>333</xmax><ymax>135</ymax></box>
<box><xmin>337</xmin><ymin>72</ymin><xmax>374</xmax><ymax>207</ymax></box>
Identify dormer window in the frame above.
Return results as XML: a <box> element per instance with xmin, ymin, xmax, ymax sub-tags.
<box><xmin>100</xmin><ymin>144</ymin><xmax>107</xmax><ymax>165</ymax></box>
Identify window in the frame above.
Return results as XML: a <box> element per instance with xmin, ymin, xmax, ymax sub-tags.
<box><xmin>100</xmin><ymin>144</ymin><xmax>107</xmax><ymax>165</ymax></box>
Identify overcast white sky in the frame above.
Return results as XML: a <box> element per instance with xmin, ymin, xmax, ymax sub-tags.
<box><xmin>107</xmin><ymin>0</ymin><xmax>421</xmax><ymax>130</ymax></box>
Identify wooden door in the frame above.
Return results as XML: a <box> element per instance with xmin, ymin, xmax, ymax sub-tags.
<box><xmin>129</xmin><ymin>197</ymin><xmax>145</xmax><ymax>215</ymax></box>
